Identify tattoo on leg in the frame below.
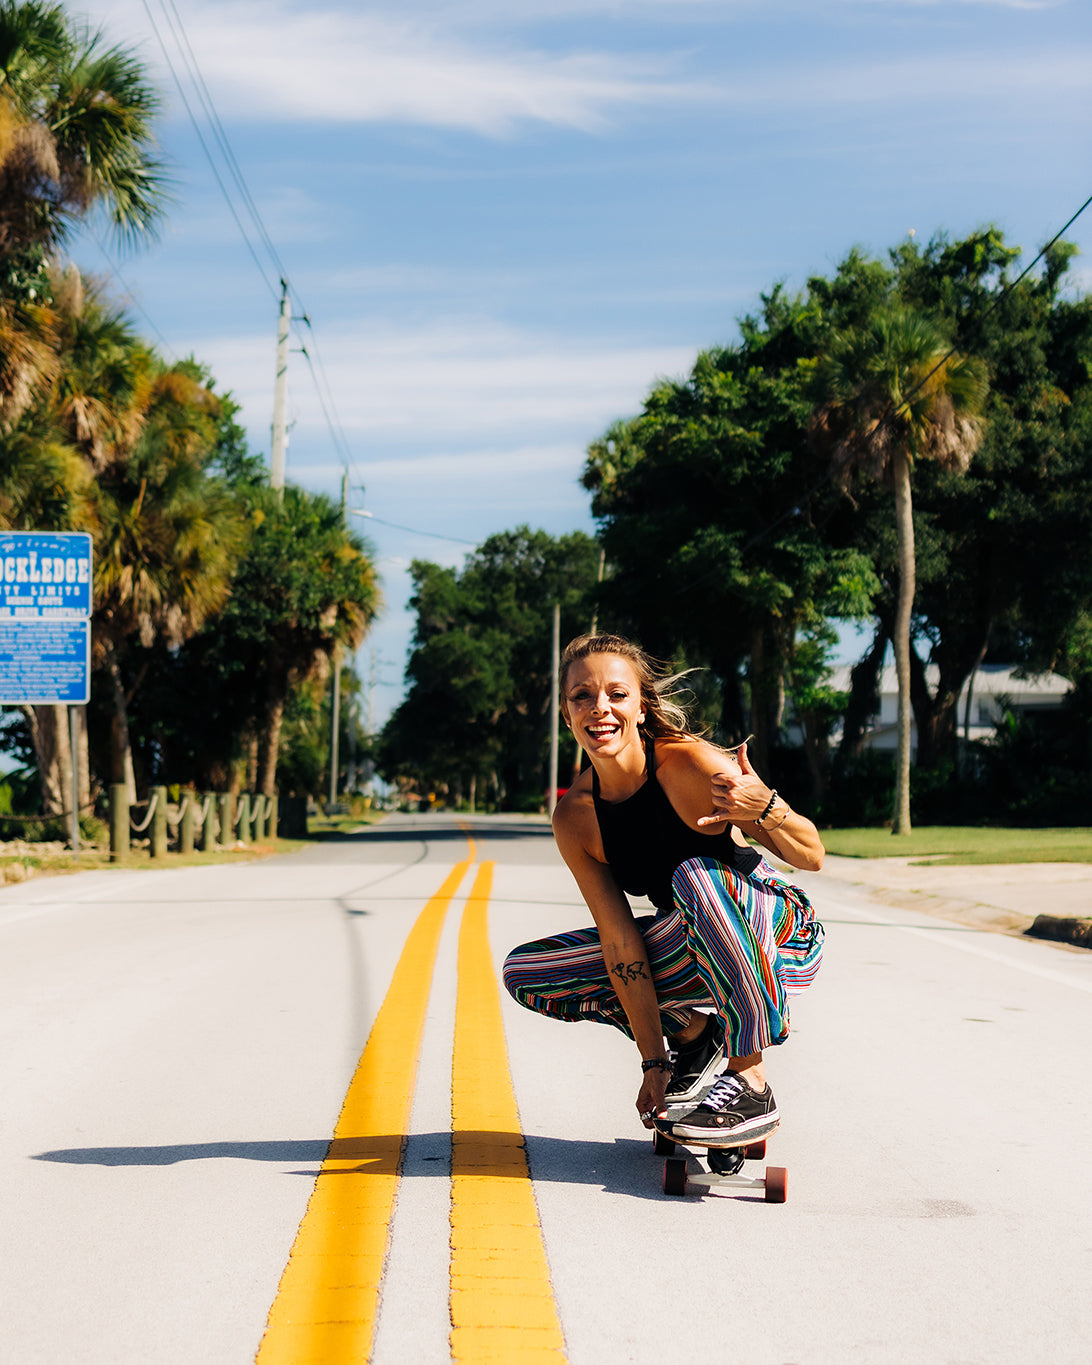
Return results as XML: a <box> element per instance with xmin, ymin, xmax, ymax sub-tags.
<box><xmin>610</xmin><ymin>960</ymin><xmax>649</xmax><ymax>983</ymax></box>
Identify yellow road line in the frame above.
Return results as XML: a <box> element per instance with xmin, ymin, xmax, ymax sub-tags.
<box><xmin>256</xmin><ymin>859</ymin><xmax>471</xmax><ymax>1365</ymax></box>
<box><xmin>450</xmin><ymin>862</ymin><xmax>567</xmax><ymax>1362</ymax></box>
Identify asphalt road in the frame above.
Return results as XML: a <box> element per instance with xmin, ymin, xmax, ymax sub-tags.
<box><xmin>1</xmin><ymin>814</ymin><xmax>1089</xmax><ymax>1364</ymax></box>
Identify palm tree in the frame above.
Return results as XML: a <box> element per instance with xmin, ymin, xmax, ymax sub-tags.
<box><xmin>48</xmin><ymin>264</ymin><xmax>151</xmax><ymax>469</ymax></box>
<box><xmin>0</xmin><ymin>1</ymin><xmax>166</xmax><ymax>256</ymax></box>
<box><xmin>89</xmin><ymin>364</ymin><xmax>246</xmax><ymax>798</ymax></box>
<box><xmin>211</xmin><ymin>485</ymin><xmax>381</xmax><ymax>797</ymax></box>
<box><xmin>0</xmin><ymin>1</ymin><xmax>165</xmax><ymax>449</ymax></box>
<box><xmin>811</xmin><ymin>306</ymin><xmax>987</xmax><ymax>833</ymax></box>
<box><xmin>0</xmin><ymin>412</ymin><xmax>92</xmax><ymax>817</ymax></box>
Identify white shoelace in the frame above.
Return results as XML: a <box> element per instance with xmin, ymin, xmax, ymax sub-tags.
<box><xmin>701</xmin><ymin>1072</ymin><xmax>747</xmax><ymax>1111</ymax></box>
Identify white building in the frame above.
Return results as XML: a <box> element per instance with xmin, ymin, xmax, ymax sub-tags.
<box><xmin>826</xmin><ymin>662</ymin><xmax>1071</xmax><ymax>754</ymax></box>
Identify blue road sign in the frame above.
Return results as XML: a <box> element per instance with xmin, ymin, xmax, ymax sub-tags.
<box><xmin>0</xmin><ymin>619</ymin><xmax>90</xmax><ymax>704</ymax></box>
<box><xmin>0</xmin><ymin>532</ymin><xmax>92</xmax><ymax>619</ymax></box>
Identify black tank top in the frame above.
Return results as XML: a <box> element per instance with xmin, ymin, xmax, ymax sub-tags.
<box><xmin>591</xmin><ymin>741</ymin><xmax>761</xmax><ymax>912</ymax></box>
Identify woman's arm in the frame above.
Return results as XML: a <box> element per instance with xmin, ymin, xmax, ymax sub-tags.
<box><xmin>552</xmin><ymin>794</ymin><xmax>672</xmax><ymax>1121</ymax></box>
<box><xmin>660</xmin><ymin>738</ymin><xmax>825</xmax><ymax>872</ymax></box>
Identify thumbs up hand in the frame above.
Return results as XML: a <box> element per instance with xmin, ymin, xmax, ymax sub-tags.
<box><xmin>696</xmin><ymin>741</ymin><xmax>774</xmax><ymax>827</ymax></box>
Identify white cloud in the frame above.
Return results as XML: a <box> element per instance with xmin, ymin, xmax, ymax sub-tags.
<box><xmin>84</xmin><ymin>0</ymin><xmax>706</xmax><ymax>134</ymax></box>
<box><xmin>80</xmin><ymin>0</ymin><xmax>1081</xmax><ymax>137</ymax></box>
<box><xmin>185</xmin><ymin>317</ymin><xmax>695</xmax><ymax>445</ymax></box>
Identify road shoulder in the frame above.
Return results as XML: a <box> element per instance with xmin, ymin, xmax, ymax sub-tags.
<box><xmin>788</xmin><ymin>854</ymin><xmax>1092</xmax><ymax>951</ymax></box>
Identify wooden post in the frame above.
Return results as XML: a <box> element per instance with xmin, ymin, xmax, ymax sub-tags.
<box><xmin>202</xmin><ymin>792</ymin><xmax>217</xmax><ymax>851</ymax></box>
<box><xmin>218</xmin><ymin>793</ymin><xmax>234</xmax><ymax>849</ymax></box>
<box><xmin>151</xmin><ymin>786</ymin><xmax>168</xmax><ymax>858</ymax></box>
<box><xmin>268</xmin><ymin>794</ymin><xmax>278</xmax><ymax>841</ymax></box>
<box><xmin>252</xmin><ymin>795</ymin><xmax>266</xmax><ymax>842</ymax></box>
<box><xmin>236</xmin><ymin>792</ymin><xmax>251</xmax><ymax>845</ymax></box>
<box><xmin>109</xmin><ymin>783</ymin><xmax>128</xmax><ymax>861</ymax></box>
<box><xmin>180</xmin><ymin>795</ymin><xmax>196</xmax><ymax>855</ymax></box>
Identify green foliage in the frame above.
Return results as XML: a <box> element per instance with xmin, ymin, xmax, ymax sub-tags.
<box><xmin>580</xmin><ymin>226</ymin><xmax>1092</xmax><ymax>823</ymax></box>
<box><xmin>582</xmin><ymin>281</ymin><xmax>878</xmax><ymax>774</ymax></box>
<box><xmin>0</xmin><ymin>0</ymin><xmax>167</xmax><ymax>253</ymax></box>
<box><xmin>378</xmin><ymin>527</ymin><xmax>600</xmax><ymax>807</ymax></box>
<box><xmin>127</xmin><ymin>484</ymin><xmax>380</xmax><ymax>795</ymax></box>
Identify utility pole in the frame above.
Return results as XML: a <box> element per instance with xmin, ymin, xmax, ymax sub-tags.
<box><xmin>571</xmin><ymin>547</ymin><xmax>606</xmax><ymax>787</ymax></box>
<box><xmin>270</xmin><ymin>279</ymin><xmax>290</xmax><ymax>494</ymax></box>
<box><xmin>548</xmin><ymin>602</ymin><xmax>560</xmax><ymax>815</ymax></box>
<box><xmin>328</xmin><ymin>470</ymin><xmax>348</xmax><ymax>808</ymax></box>
<box><xmin>589</xmin><ymin>545</ymin><xmax>605</xmax><ymax>635</ymax></box>
<box><xmin>363</xmin><ymin>648</ymin><xmax>377</xmax><ymax>803</ymax></box>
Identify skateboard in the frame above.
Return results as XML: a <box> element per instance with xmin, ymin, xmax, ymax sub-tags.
<box><xmin>651</xmin><ymin>1100</ymin><xmax>787</xmax><ymax>1201</ymax></box>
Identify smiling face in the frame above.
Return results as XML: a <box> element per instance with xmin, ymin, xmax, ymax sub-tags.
<box><xmin>561</xmin><ymin>653</ymin><xmax>647</xmax><ymax>759</ymax></box>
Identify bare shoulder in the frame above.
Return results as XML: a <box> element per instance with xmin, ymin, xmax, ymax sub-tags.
<box><xmin>656</xmin><ymin>735</ymin><xmax>741</xmax><ymax>782</ymax></box>
<box><xmin>655</xmin><ymin>735</ymin><xmax>743</xmax><ymax>835</ymax></box>
<box><xmin>552</xmin><ymin>772</ymin><xmax>605</xmax><ymax>862</ymax></box>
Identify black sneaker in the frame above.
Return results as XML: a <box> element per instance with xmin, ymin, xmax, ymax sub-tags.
<box><xmin>663</xmin><ymin>1014</ymin><xmax>726</xmax><ymax>1106</ymax></box>
<box><xmin>667</xmin><ymin>1070</ymin><xmax>779</xmax><ymax>1147</ymax></box>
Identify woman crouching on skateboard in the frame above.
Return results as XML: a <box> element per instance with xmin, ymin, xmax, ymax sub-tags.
<box><xmin>503</xmin><ymin>633</ymin><xmax>825</xmax><ymax>1144</ymax></box>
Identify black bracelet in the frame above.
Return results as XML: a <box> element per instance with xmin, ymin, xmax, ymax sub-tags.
<box><xmin>641</xmin><ymin>1057</ymin><xmax>673</xmax><ymax>1074</ymax></box>
<box><xmin>754</xmin><ymin>790</ymin><xmax>778</xmax><ymax>827</ymax></box>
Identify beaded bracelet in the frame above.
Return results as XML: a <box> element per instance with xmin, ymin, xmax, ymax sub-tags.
<box><xmin>754</xmin><ymin>790</ymin><xmax>778</xmax><ymax>827</ymax></box>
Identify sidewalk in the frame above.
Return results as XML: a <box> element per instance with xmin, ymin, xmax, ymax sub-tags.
<box><xmin>799</xmin><ymin>853</ymin><xmax>1092</xmax><ymax>948</ymax></box>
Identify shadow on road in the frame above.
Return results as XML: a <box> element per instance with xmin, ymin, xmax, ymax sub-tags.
<box><xmin>33</xmin><ymin>1132</ymin><xmax>665</xmax><ymax>1200</ymax></box>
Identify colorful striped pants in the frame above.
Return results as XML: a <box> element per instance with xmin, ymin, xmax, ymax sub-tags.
<box><xmin>502</xmin><ymin>856</ymin><xmax>824</xmax><ymax>1058</ymax></box>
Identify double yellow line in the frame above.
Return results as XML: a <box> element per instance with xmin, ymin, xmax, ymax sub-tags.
<box><xmin>256</xmin><ymin>848</ymin><xmax>566</xmax><ymax>1363</ymax></box>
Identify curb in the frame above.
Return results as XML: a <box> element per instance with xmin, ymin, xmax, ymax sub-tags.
<box><xmin>1026</xmin><ymin>915</ymin><xmax>1092</xmax><ymax>949</ymax></box>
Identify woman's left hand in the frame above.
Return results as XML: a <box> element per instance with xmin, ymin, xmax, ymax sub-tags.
<box><xmin>697</xmin><ymin>741</ymin><xmax>772</xmax><ymax>827</ymax></box>
<box><xmin>636</xmin><ymin>1066</ymin><xmax>670</xmax><ymax>1128</ymax></box>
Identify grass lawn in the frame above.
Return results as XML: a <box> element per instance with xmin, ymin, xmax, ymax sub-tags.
<box><xmin>820</xmin><ymin>826</ymin><xmax>1092</xmax><ymax>865</ymax></box>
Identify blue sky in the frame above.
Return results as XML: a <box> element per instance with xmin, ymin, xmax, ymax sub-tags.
<box><xmin>74</xmin><ymin>0</ymin><xmax>1092</xmax><ymax>727</ymax></box>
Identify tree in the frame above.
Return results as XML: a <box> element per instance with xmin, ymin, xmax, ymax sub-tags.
<box><xmin>582</xmin><ymin>290</ymin><xmax>878</xmax><ymax>792</ymax></box>
<box><xmin>204</xmin><ymin>485</ymin><xmax>380</xmax><ymax>797</ymax></box>
<box><xmin>379</xmin><ymin>528</ymin><xmax>600</xmax><ymax>808</ymax></box>
<box><xmin>811</xmin><ymin>306</ymin><xmax>987</xmax><ymax>832</ymax></box>
<box><xmin>0</xmin><ymin>2</ymin><xmax>167</xmax><ymax>817</ymax></box>
<box><xmin>0</xmin><ymin>0</ymin><xmax>166</xmax><ymax>257</ymax></box>
<box><xmin>0</xmin><ymin>410</ymin><xmax>92</xmax><ymax>815</ymax></box>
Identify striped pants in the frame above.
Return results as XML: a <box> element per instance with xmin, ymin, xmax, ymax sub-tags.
<box><xmin>502</xmin><ymin>856</ymin><xmax>824</xmax><ymax>1058</ymax></box>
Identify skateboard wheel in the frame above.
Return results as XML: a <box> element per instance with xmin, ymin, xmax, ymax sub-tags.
<box><xmin>744</xmin><ymin>1141</ymin><xmax>766</xmax><ymax>1160</ymax></box>
<box><xmin>764</xmin><ymin>1166</ymin><xmax>788</xmax><ymax>1203</ymax></box>
<box><xmin>652</xmin><ymin>1130</ymin><xmax>676</xmax><ymax>1156</ymax></box>
<box><xmin>663</xmin><ymin>1157</ymin><xmax>688</xmax><ymax>1196</ymax></box>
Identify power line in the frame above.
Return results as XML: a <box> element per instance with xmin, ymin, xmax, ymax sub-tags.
<box><xmin>87</xmin><ymin>232</ymin><xmax>178</xmax><ymax>360</ymax></box>
<box><xmin>141</xmin><ymin>0</ymin><xmax>365</xmax><ymax>492</ymax></box>
<box><xmin>160</xmin><ymin>0</ymin><xmax>289</xmax><ymax>286</ymax></box>
<box><xmin>350</xmin><ymin>511</ymin><xmax>477</xmax><ymax>547</ymax></box>
<box><xmin>140</xmin><ymin>0</ymin><xmax>278</xmax><ymax>300</ymax></box>
<box><xmin>886</xmin><ymin>191</ymin><xmax>1092</xmax><ymax>427</ymax></box>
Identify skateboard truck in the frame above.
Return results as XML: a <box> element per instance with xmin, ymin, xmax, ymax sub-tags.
<box><xmin>652</xmin><ymin>1128</ymin><xmax>788</xmax><ymax>1202</ymax></box>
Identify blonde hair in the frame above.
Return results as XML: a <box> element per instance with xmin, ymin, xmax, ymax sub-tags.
<box><xmin>559</xmin><ymin>633</ymin><xmax>696</xmax><ymax>739</ymax></box>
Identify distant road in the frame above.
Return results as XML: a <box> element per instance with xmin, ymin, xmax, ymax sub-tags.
<box><xmin>1</xmin><ymin>814</ymin><xmax>1088</xmax><ymax>1363</ymax></box>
